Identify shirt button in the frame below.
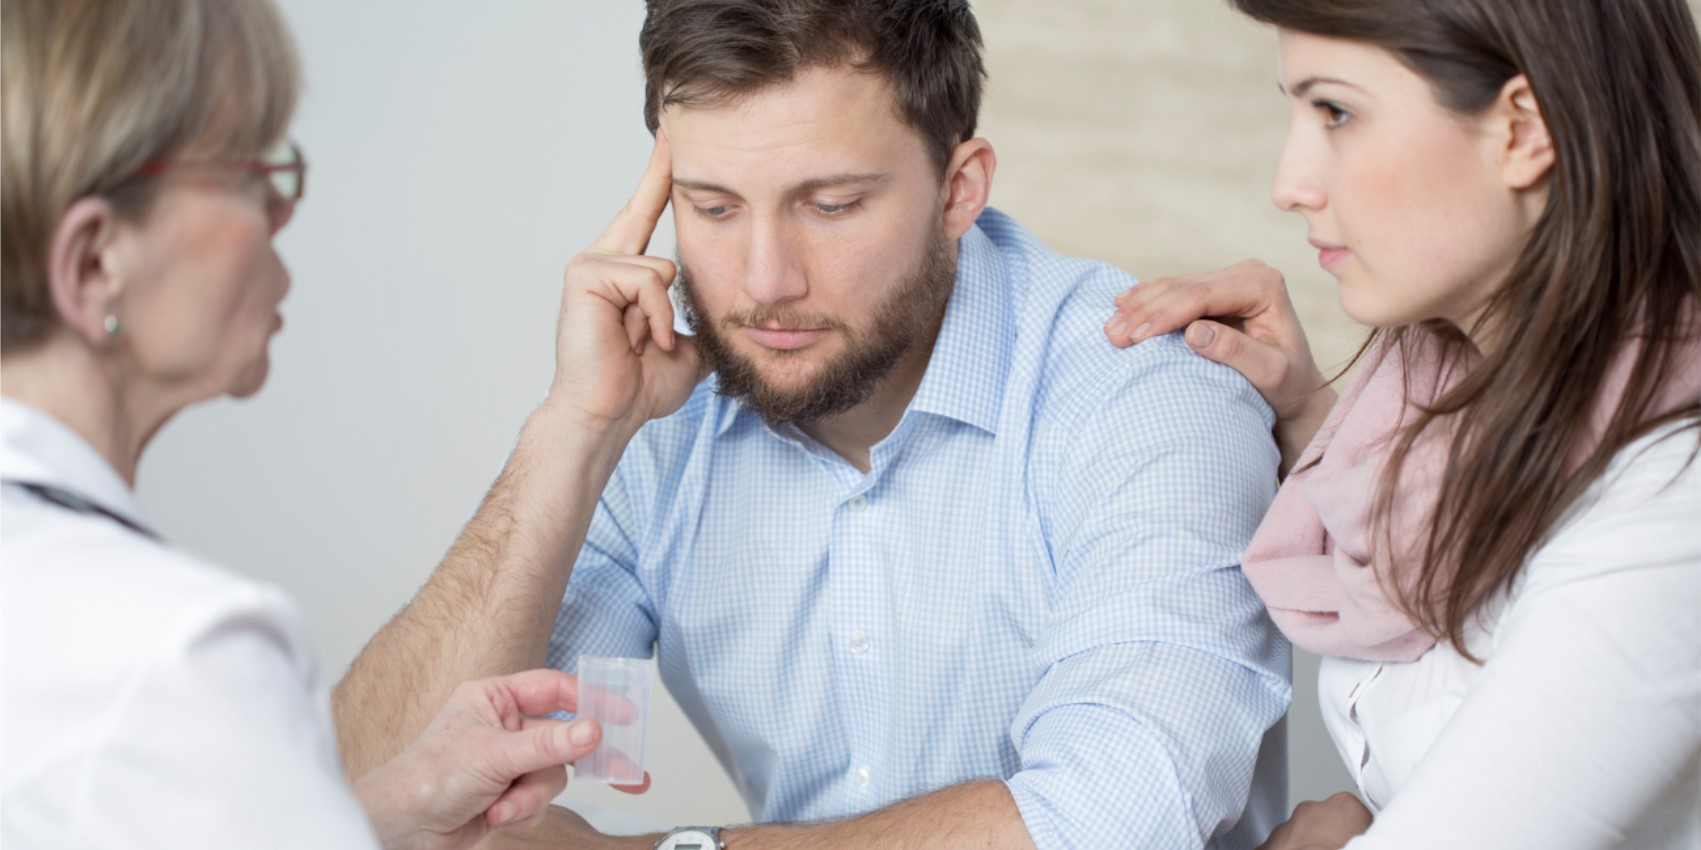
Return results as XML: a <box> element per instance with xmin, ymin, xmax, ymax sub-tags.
<box><xmin>854</xmin><ymin>765</ymin><xmax>871</xmax><ymax>789</ymax></box>
<box><xmin>847</xmin><ymin>495</ymin><xmax>869</xmax><ymax>513</ymax></box>
<box><xmin>848</xmin><ymin>632</ymin><xmax>870</xmax><ymax>656</ymax></box>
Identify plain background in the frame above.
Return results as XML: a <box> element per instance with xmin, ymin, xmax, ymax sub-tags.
<box><xmin>132</xmin><ymin>0</ymin><xmax>1391</xmax><ymax>827</ymax></box>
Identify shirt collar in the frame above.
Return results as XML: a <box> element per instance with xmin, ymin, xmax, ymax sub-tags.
<box><xmin>713</xmin><ymin>221</ymin><xmax>1013</xmax><ymax>438</ymax></box>
<box><xmin>906</xmin><ymin>224</ymin><xmax>1012</xmax><ymax>436</ymax></box>
<box><xmin>0</xmin><ymin>397</ymin><xmax>147</xmax><ymax>526</ymax></box>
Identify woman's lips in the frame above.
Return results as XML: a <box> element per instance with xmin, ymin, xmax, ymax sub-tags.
<box><xmin>743</xmin><ymin>327</ymin><xmax>828</xmax><ymax>350</ymax></box>
<box><xmin>1308</xmin><ymin>237</ymin><xmax>1349</xmax><ymax>271</ymax></box>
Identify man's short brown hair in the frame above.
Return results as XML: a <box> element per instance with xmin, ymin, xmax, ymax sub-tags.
<box><xmin>640</xmin><ymin>0</ymin><xmax>985</xmax><ymax>174</ymax></box>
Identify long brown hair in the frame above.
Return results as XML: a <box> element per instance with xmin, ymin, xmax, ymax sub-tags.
<box><xmin>1234</xmin><ymin>0</ymin><xmax>1701</xmax><ymax>652</ymax></box>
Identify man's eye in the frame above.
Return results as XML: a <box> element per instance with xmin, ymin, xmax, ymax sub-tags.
<box><xmin>814</xmin><ymin>200</ymin><xmax>861</xmax><ymax>216</ymax></box>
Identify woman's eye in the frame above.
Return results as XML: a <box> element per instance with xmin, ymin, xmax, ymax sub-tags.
<box><xmin>1315</xmin><ymin>100</ymin><xmax>1351</xmax><ymax>128</ymax></box>
<box><xmin>693</xmin><ymin>205</ymin><xmax>730</xmax><ymax>220</ymax></box>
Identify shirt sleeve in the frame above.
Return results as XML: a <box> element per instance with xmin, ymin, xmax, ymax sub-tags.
<box><xmin>547</xmin><ymin>451</ymin><xmax>663</xmax><ymax>674</ymax></box>
<box><xmin>86</xmin><ymin>584</ymin><xmax>380</xmax><ymax>850</ymax></box>
<box><xmin>1343</xmin><ymin>426</ymin><xmax>1701</xmax><ymax>850</ymax></box>
<box><xmin>1006</xmin><ymin>335</ymin><xmax>1293</xmax><ymax>850</ymax></box>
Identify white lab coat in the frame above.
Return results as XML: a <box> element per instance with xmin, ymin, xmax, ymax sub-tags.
<box><xmin>0</xmin><ymin>398</ymin><xmax>381</xmax><ymax>849</ymax></box>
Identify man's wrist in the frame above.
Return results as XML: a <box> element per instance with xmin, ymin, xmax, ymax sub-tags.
<box><xmin>585</xmin><ymin>834</ymin><xmax>662</xmax><ymax>850</ymax></box>
<box><xmin>524</xmin><ymin>397</ymin><xmax>647</xmax><ymax>481</ymax></box>
<box><xmin>571</xmin><ymin>829</ymin><xmax>664</xmax><ymax>850</ymax></box>
<box><xmin>533</xmin><ymin>393</ymin><xmax>647</xmax><ymax>452</ymax></box>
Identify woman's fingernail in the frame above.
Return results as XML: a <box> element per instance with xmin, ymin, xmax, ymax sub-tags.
<box><xmin>491</xmin><ymin>802</ymin><xmax>513</xmax><ymax>825</ymax></box>
<box><xmin>1106</xmin><ymin>319</ymin><xmax>1128</xmax><ymax>337</ymax></box>
<box><xmin>1132</xmin><ymin>322</ymin><xmax>1151</xmax><ymax>340</ymax></box>
<box><xmin>569</xmin><ymin>719</ymin><xmax>597</xmax><ymax>746</ymax></box>
<box><xmin>1187</xmin><ymin>323</ymin><xmax>1215</xmax><ymax>348</ymax></box>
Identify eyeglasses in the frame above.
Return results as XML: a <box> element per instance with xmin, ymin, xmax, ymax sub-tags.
<box><xmin>130</xmin><ymin>138</ymin><xmax>308</xmax><ymax>202</ymax></box>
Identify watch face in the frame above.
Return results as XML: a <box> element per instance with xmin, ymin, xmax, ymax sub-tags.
<box><xmin>658</xmin><ymin>828</ymin><xmax>718</xmax><ymax>850</ymax></box>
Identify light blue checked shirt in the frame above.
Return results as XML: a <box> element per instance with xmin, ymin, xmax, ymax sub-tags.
<box><xmin>550</xmin><ymin>208</ymin><xmax>1292</xmax><ymax>849</ymax></box>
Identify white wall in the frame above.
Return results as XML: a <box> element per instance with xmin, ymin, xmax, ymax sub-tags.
<box><xmin>134</xmin><ymin>0</ymin><xmax>1372</xmax><ymax>829</ymax></box>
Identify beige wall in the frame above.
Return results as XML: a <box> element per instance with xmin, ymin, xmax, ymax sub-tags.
<box><xmin>976</xmin><ymin>0</ymin><xmax>1363</xmax><ymax>373</ymax></box>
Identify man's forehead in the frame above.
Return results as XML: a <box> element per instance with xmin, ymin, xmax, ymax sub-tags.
<box><xmin>660</xmin><ymin>66</ymin><xmax>926</xmax><ymax>191</ymax></box>
<box><xmin>672</xmin><ymin>172</ymin><xmax>891</xmax><ymax>195</ymax></box>
<box><xmin>661</xmin><ymin>64</ymin><xmax>898</xmax><ymax>130</ymax></box>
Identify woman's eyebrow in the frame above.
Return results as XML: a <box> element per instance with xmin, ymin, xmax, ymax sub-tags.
<box><xmin>1280</xmin><ymin>76</ymin><xmax>1368</xmax><ymax>97</ymax></box>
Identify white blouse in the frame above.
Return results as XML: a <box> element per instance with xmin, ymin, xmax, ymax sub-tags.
<box><xmin>0</xmin><ymin>399</ymin><xmax>380</xmax><ymax>849</ymax></box>
<box><xmin>1321</xmin><ymin>422</ymin><xmax>1701</xmax><ymax>849</ymax></box>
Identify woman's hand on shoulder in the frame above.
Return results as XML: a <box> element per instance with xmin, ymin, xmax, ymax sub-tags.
<box><xmin>1105</xmin><ymin>260</ymin><xmax>1337</xmax><ymax>474</ymax></box>
<box><xmin>1105</xmin><ymin>260</ymin><xmax>1323</xmax><ymax>419</ymax></box>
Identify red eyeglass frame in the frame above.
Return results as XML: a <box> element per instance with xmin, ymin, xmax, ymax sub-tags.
<box><xmin>130</xmin><ymin>140</ymin><xmax>307</xmax><ymax>202</ymax></box>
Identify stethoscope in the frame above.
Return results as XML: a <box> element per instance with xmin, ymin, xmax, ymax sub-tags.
<box><xmin>1</xmin><ymin>479</ymin><xmax>162</xmax><ymax>542</ymax></box>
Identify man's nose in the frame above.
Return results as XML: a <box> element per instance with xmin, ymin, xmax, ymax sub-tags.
<box><xmin>741</xmin><ymin>217</ymin><xmax>808</xmax><ymax>306</ymax></box>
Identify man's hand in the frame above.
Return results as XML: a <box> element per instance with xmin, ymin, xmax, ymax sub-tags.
<box><xmin>353</xmin><ymin>669</ymin><xmax>648</xmax><ymax>850</ymax></box>
<box><xmin>1103</xmin><ymin>260</ymin><xmax>1336</xmax><ymax>473</ymax></box>
<box><xmin>1256</xmin><ymin>792</ymin><xmax>1374</xmax><ymax>850</ymax></box>
<box><xmin>550</xmin><ymin>132</ymin><xmax>705</xmax><ymax>436</ymax></box>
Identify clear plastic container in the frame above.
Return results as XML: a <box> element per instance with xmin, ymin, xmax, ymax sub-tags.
<box><xmin>573</xmin><ymin>655</ymin><xmax>652</xmax><ymax>784</ymax></box>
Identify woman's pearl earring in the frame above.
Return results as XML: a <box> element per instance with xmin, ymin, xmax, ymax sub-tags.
<box><xmin>103</xmin><ymin>315</ymin><xmax>120</xmax><ymax>337</ymax></box>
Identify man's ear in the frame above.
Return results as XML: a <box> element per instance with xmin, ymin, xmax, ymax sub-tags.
<box><xmin>941</xmin><ymin>138</ymin><xmax>996</xmax><ymax>240</ymax></box>
<box><xmin>1493</xmin><ymin>75</ymin><xmax>1555</xmax><ymax>190</ymax></box>
<box><xmin>46</xmin><ymin>197</ymin><xmax>127</xmax><ymax>348</ymax></box>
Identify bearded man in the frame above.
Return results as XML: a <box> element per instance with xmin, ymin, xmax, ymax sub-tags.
<box><xmin>334</xmin><ymin>2</ymin><xmax>1290</xmax><ymax>848</ymax></box>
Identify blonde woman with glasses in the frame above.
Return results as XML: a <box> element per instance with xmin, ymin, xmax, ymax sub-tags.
<box><xmin>0</xmin><ymin>1</ymin><xmax>625</xmax><ymax>847</ymax></box>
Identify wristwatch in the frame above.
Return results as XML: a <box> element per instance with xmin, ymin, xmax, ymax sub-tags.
<box><xmin>654</xmin><ymin>826</ymin><xmax>725</xmax><ymax>850</ymax></box>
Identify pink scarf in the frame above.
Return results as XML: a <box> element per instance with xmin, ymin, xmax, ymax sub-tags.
<box><xmin>1242</xmin><ymin>332</ymin><xmax>1701</xmax><ymax>662</ymax></box>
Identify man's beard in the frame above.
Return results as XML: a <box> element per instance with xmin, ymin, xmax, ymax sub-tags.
<box><xmin>677</xmin><ymin>228</ymin><xmax>956</xmax><ymax>427</ymax></box>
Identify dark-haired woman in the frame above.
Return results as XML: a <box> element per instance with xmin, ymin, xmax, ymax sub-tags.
<box><xmin>1104</xmin><ymin>1</ymin><xmax>1701</xmax><ymax>847</ymax></box>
